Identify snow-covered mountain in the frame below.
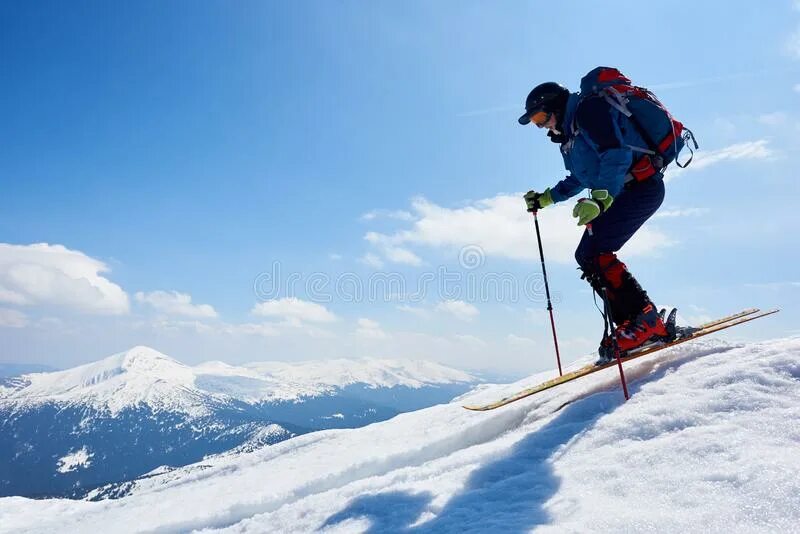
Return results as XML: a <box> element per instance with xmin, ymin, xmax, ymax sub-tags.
<box><xmin>0</xmin><ymin>347</ymin><xmax>478</xmax><ymax>499</ymax></box>
<box><xmin>1</xmin><ymin>337</ymin><xmax>797</xmax><ymax>533</ymax></box>
<box><xmin>1</xmin><ymin>346</ymin><xmax>475</xmax><ymax>410</ymax></box>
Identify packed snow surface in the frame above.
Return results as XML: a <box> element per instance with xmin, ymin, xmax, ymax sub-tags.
<box><xmin>1</xmin><ymin>337</ymin><xmax>799</xmax><ymax>533</ymax></box>
<box><xmin>0</xmin><ymin>346</ymin><xmax>476</xmax><ymax>415</ymax></box>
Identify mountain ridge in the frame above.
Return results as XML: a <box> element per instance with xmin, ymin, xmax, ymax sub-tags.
<box><xmin>0</xmin><ymin>346</ymin><xmax>480</xmax><ymax>499</ymax></box>
<box><xmin>0</xmin><ymin>345</ymin><xmax>479</xmax><ymax>415</ymax></box>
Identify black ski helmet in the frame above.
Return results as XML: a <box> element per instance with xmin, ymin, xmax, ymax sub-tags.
<box><xmin>517</xmin><ymin>82</ymin><xmax>570</xmax><ymax>125</ymax></box>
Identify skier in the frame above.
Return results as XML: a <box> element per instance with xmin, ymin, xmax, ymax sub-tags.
<box><xmin>518</xmin><ymin>77</ymin><xmax>671</xmax><ymax>362</ymax></box>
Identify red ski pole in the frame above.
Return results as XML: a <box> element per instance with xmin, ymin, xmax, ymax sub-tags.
<box><xmin>532</xmin><ymin>211</ymin><xmax>563</xmax><ymax>376</ymax></box>
<box><xmin>588</xmin><ymin>223</ymin><xmax>629</xmax><ymax>400</ymax></box>
<box><xmin>602</xmin><ymin>287</ymin><xmax>630</xmax><ymax>400</ymax></box>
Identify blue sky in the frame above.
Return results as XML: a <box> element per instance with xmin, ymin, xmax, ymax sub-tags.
<box><xmin>1</xmin><ymin>1</ymin><xmax>799</xmax><ymax>374</ymax></box>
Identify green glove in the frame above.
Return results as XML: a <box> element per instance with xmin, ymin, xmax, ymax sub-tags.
<box><xmin>572</xmin><ymin>189</ymin><xmax>614</xmax><ymax>226</ymax></box>
<box><xmin>523</xmin><ymin>188</ymin><xmax>554</xmax><ymax>213</ymax></box>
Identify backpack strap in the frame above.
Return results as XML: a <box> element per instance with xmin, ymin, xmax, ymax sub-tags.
<box><xmin>626</xmin><ymin>144</ymin><xmax>656</xmax><ymax>155</ymax></box>
<box><xmin>591</xmin><ymin>80</ymin><xmax>679</xmax><ymax>161</ymax></box>
<box><xmin>675</xmin><ymin>127</ymin><xmax>699</xmax><ymax>168</ymax></box>
<box><xmin>601</xmin><ymin>87</ymin><xmax>633</xmax><ymax>117</ymax></box>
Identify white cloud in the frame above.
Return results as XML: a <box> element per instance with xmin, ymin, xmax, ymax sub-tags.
<box><xmin>355</xmin><ymin>318</ymin><xmax>388</xmax><ymax>339</ymax></box>
<box><xmin>383</xmin><ymin>246</ymin><xmax>423</xmax><ymax>266</ymax></box>
<box><xmin>794</xmin><ymin>83</ymin><xmax>800</xmax><ymax>93</ymax></box>
<box><xmin>0</xmin><ymin>308</ymin><xmax>28</xmax><ymax>328</ymax></box>
<box><xmin>251</xmin><ymin>297</ymin><xmax>337</xmax><ymax>323</ymax></box>
<box><xmin>329</xmin><ymin>253</ymin><xmax>343</xmax><ymax>261</ymax></box>
<box><xmin>666</xmin><ymin>140</ymin><xmax>774</xmax><ymax>182</ymax></box>
<box><xmin>363</xmin><ymin>194</ymin><xmax>671</xmax><ymax>264</ymax></box>
<box><xmin>360</xmin><ymin>209</ymin><xmax>415</xmax><ymax>222</ymax></box>
<box><xmin>135</xmin><ymin>290</ymin><xmax>218</xmax><ymax>319</ymax></box>
<box><xmin>0</xmin><ymin>243</ymin><xmax>129</xmax><ymax>315</ymax></box>
<box><xmin>690</xmin><ymin>140</ymin><xmax>774</xmax><ymax>168</ymax></box>
<box><xmin>364</xmin><ymin>233</ymin><xmax>423</xmax><ymax>266</ymax></box>
<box><xmin>436</xmin><ymin>300</ymin><xmax>479</xmax><ymax>321</ymax></box>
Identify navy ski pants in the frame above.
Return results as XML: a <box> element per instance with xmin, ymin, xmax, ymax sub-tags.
<box><xmin>574</xmin><ymin>177</ymin><xmax>665</xmax><ymax>270</ymax></box>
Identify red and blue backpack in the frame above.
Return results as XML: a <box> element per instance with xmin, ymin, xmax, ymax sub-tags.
<box><xmin>579</xmin><ymin>67</ymin><xmax>699</xmax><ymax>181</ymax></box>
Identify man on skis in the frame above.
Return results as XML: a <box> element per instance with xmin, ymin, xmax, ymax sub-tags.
<box><xmin>518</xmin><ymin>70</ymin><xmax>691</xmax><ymax>362</ymax></box>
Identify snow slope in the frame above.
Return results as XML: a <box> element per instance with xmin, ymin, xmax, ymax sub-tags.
<box><xmin>1</xmin><ymin>337</ymin><xmax>798</xmax><ymax>533</ymax></box>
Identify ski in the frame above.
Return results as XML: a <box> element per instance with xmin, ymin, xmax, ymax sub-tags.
<box><xmin>463</xmin><ymin>308</ymin><xmax>779</xmax><ymax>411</ymax></box>
<box><xmin>687</xmin><ymin>307</ymin><xmax>759</xmax><ymax>330</ymax></box>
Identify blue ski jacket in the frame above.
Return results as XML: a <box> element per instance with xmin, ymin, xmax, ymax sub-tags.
<box><xmin>549</xmin><ymin>93</ymin><xmax>657</xmax><ymax>203</ymax></box>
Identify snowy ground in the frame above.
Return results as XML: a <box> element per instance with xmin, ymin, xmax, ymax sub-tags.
<box><xmin>1</xmin><ymin>337</ymin><xmax>799</xmax><ymax>533</ymax></box>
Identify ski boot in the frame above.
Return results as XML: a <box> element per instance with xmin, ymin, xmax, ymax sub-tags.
<box><xmin>615</xmin><ymin>303</ymin><xmax>668</xmax><ymax>351</ymax></box>
<box><xmin>595</xmin><ymin>306</ymin><xmax>677</xmax><ymax>365</ymax></box>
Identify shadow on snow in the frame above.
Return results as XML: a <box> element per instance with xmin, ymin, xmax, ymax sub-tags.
<box><xmin>320</xmin><ymin>345</ymin><xmax>736</xmax><ymax>533</ymax></box>
<box><xmin>321</xmin><ymin>394</ymin><xmax>619</xmax><ymax>533</ymax></box>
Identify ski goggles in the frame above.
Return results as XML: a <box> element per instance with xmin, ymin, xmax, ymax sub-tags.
<box><xmin>528</xmin><ymin>110</ymin><xmax>551</xmax><ymax>127</ymax></box>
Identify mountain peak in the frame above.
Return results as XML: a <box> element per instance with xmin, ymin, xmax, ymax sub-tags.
<box><xmin>119</xmin><ymin>346</ymin><xmax>185</xmax><ymax>373</ymax></box>
<box><xmin>0</xmin><ymin>346</ymin><xmax>198</xmax><ymax>414</ymax></box>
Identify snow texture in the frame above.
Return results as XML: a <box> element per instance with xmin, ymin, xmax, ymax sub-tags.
<box><xmin>1</xmin><ymin>337</ymin><xmax>799</xmax><ymax>533</ymax></box>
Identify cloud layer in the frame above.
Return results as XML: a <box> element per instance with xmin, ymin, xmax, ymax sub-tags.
<box><xmin>252</xmin><ymin>297</ymin><xmax>338</xmax><ymax>324</ymax></box>
<box><xmin>135</xmin><ymin>291</ymin><xmax>218</xmax><ymax>319</ymax></box>
<box><xmin>0</xmin><ymin>243</ymin><xmax>129</xmax><ymax>315</ymax></box>
<box><xmin>355</xmin><ymin>318</ymin><xmax>389</xmax><ymax>339</ymax></box>
<box><xmin>364</xmin><ymin>194</ymin><xmax>671</xmax><ymax>265</ymax></box>
<box><xmin>665</xmin><ymin>140</ymin><xmax>774</xmax><ymax>181</ymax></box>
